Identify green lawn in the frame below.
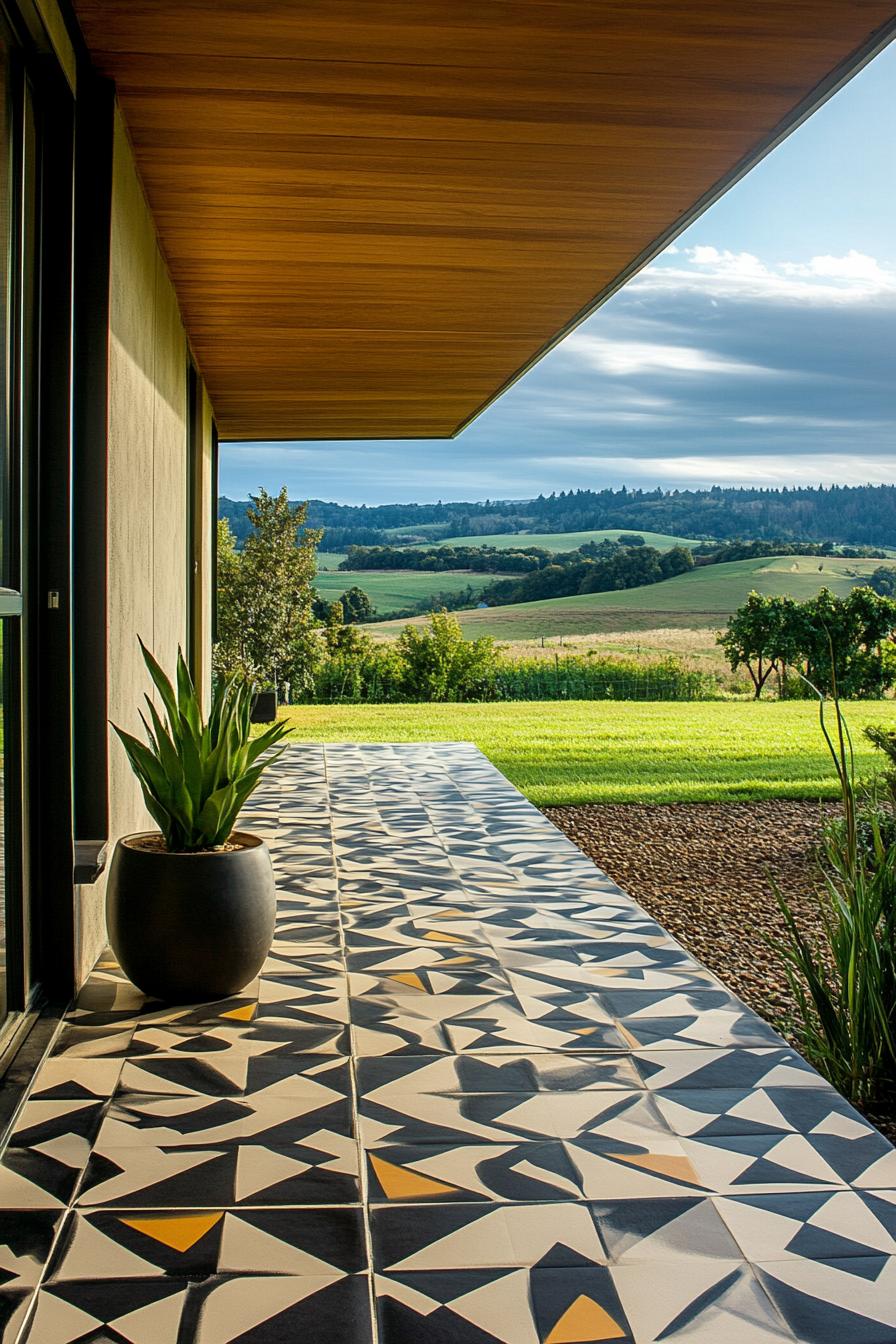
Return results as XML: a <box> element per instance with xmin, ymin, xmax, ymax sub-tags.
<box><xmin>370</xmin><ymin>554</ymin><xmax>896</xmax><ymax>639</ymax></box>
<box><xmin>428</xmin><ymin>528</ymin><xmax>704</xmax><ymax>552</ymax></box>
<box><xmin>314</xmin><ymin>568</ymin><xmax>495</xmax><ymax>614</ymax></box>
<box><xmin>278</xmin><ymin>700</ymin><xmax>896</xmax><ymax>806</ymax></box>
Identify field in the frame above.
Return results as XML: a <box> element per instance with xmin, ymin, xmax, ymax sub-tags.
<box><xmin>385</xmin><ymin>523</ymin><xmax>451</xmax><ymax>539</ymax></box>
<box><xmin>427</xmin><ymin>528</ymin><xmax>704</xmax><ymax>552</ymax></box>
<box><xmin>316</xmin><ymin>552</ymin><xmax>347</xmax><ymax>572</ymax></box>
<box><xmin>279</xmin><ymin>700</ymin><xmax>896</xmax><ymax>806</ymax></box>
<box><xmin>314</xmin><ymin>567</ymin><xmax>495</xmax><ymax>614</ymax></box>
<box><xmin>370</xmin><ymin>554</ymin><xmax>896</xmax><ymax>639</ymax></box>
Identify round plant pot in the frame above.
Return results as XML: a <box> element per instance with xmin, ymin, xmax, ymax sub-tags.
<box><xmin>106</xmin><ymin>831</ymin><xmax>276</xmax><ymax>1002</ymax></box>
<box><xmin>250</xmin><ymin>690</ymin><xmax>277</xmax><ymax>724</ymax></box>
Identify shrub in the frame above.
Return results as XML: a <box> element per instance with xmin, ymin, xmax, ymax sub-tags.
<box><xmin>396</xmin><ymin>611</ymin><xmax>501</xmax><ymax>702</ymax></box>
<box><xmin>311</xmin><ymin>642</ymin><xmax>405</xmax><ymax>704</ymax></box>
<box><xmin>492</xmin><ymin>654</ymin><xmax>709</xmax><ymax>702</ymax></box>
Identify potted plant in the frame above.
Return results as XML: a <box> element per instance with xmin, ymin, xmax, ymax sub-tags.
<box><xmin>107</xmin><ymin>640</ymin><xmax>289</xmax><ymax>1001</ymax></box>
<box><xmin>251</xmin><ymin>680</ymin><xmax>278</xmax><ymax>724</ymax></box>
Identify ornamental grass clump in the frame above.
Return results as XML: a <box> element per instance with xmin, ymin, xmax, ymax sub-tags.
<box><xmin>113</xmin><ymin>639</ymin><xmax>289</xmax><ymax>852</ymax></box>
<box><xmin>769</xmin><ymin>659</ymin><xmax>896</xmax><ymax>1109</ymax></box>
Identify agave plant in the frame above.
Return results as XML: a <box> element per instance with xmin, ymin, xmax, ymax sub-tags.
<box><xmin>113</xmin><ymin>640</ymin><xmax>289</xmax><ymax>851</ymax></box>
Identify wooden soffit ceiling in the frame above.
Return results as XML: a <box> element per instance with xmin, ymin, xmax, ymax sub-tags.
<box><xmin>73</xmin><ymin>2</ymin><xmax>896</xmax><ymax>442</ymax></box>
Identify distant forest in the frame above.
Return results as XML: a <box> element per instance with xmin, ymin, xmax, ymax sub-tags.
<box><xmin>218</xmin><ymin>482</ymin><xmax>896</xmax><ymax>550</ymax></box>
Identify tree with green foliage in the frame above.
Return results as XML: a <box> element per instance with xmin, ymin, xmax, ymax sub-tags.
<box><xmin>396</xmin><ymin>611</ymin><xmax>501</xmax><ymax>702</ymax></box>
<box><xmin>869</xmin><ymin>564</ymin><xmax>896</xmax><ymax>598</ymax></box>
<box><xmin>720</xmin><ymin>586</ymin><xmax>896</xmax><ymax>700</ymax></box>
<box><xmin>213</xmin><ymin>487</ymin><xmax>322</xmax><ymax>696</ymax></box>
<box><xmin>213</xmin><ymin>518</ymin><xmax>246</xmax><ymax>680</ymax></box>
<box><xmin>798</xmin><ymin>587</ymin><xmax>896</xmax><ymax>699</ymax></box>
<box><xmin>340</xmin><ymin>586</ymin><xmax>374</xmax><ymax>623</ymax></box>
<box><xmin>659</xmin><ymin>545</ymin><xmax>695</xmax><ymax>579</ymax></box>
<box><xmin>717</xmin><ymin>592</ymin><xmax>802</xmax><ymax>698</ymax></box>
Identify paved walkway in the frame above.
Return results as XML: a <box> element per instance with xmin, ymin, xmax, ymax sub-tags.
<box><xmin>1</xmin><ymin>744</ymin><xmax>895</xmax><ymax>1343</ymax></box>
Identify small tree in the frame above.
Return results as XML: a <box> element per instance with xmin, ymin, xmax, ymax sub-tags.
<box><xmin>869</xmin><ymin>565</ymin><xmax>896</xmax><ymax>598</ymax></box>
<box><xmin>213</xmin><ymin>487</ymin><xmax>322</xmax><ymax>695</ymax></box>
<box><xmin>660</xmin><ymin>545</ymin><xmax>694</xmax><ymax>579</ymax></box>
<box><xmin>717</xmin><ymin>592</ymin><xmax>799</xmax><ymax>698</ymax></box>
<box><xmin>720</xmin><ymin>586</ymin><xmax>896</xmax><ymax>700</ymax></box>
<box><xmin>341</xmin><ymin>586</ymin><xmax>374</xmax><ymax>623</ymax></box>
<box><xmin>213</xmin><ymin>519</ymin><xmax>251</xmax><ymax>679</ymax></box>
<box><xmin>799</xmin><ymin>587</ymin><xmax>896</xmax><ymax>698</ymax></box>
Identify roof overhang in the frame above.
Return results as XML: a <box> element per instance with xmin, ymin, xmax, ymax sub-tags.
<box><xmin>72</xmin><ymin>2</ymin><xmax>896</xmax><ymax>442</ymax></box>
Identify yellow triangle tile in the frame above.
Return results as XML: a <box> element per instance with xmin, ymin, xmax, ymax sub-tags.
<box><xmin>610</xmin><ymin>1152</ymin><xmax>702</xmax><ymax>1184</ymax></box>
<box><xmin>221</xmin><ymin>1003</ymin><xmax>255</xmax><ymax>1021</ymax></box>
<box><xmin>370</xmin><ymin>1155</ymin><xmax>459</xmax><ymax>1200</ymax></box>
<box><xmin>440</xmin><ymin>955</ymin><xmax>475</xmax><ymax>966</ymax></box>
<box><xmin>572</xmin><ymin>1026</ymin><xmax>597</xmax><ymax>1036</ymax></box>
<box><xmin>120</xmin><ymin>1212</ymin><xmax>223</xmax><ymax>1252</ymax></box>
<box><xmin>616</xmin><ymin>1025</ymin><xmax>642</xmax><ymax>1049</ymax></box>
<box><xmin>546</xmin><ymin>1294</ymin><xmax>626</xmax><ymax>1342</ymax></box>
<box><xmin>389</xmin><ymin>972</ymin><xmax>427</xmax><ymax>992</ymax></box>
<box><xmin>423</xmin><ymin>931</ymin><xmax>467</xmax><ymax>944</ymax></box>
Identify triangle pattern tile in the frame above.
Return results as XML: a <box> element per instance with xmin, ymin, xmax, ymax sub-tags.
<box><xmin>4</xmin><ymin>744</ymin><xmax>896</xmax><ymax>1344</ymax></box>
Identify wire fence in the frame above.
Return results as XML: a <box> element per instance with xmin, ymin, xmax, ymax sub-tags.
<box><xmin>307</xmin><ymin>654</ymin><xmax>714</xmax><ymax>704</ymax></box>
<box><xmin>492</xmin><ymin>661</ymin><xmax>710</xmax><ymax>701</ymax></box>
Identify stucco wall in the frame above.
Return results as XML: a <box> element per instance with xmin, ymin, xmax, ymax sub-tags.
<box><xmin>74</xmin><ymin>108</ymin><xmax>210</xmax><ymax>982</ymax></box>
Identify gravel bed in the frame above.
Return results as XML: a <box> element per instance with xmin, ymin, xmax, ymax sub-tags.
<box><xmin>544</xmin><ymin>800</ymin><xmax>896</xmax><ymax>1143</ymax></box>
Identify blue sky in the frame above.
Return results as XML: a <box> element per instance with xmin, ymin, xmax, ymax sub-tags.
<box><xmin>221</xmin><ymin>42</ymin><xmax>896</xmax><ymax>504</ymax></box>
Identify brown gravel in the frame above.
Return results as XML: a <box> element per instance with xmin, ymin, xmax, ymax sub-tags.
<box><xmin>544</xmin><ymin>800</ymin><xmax>896</xmax><ymax>1142</ymax></box>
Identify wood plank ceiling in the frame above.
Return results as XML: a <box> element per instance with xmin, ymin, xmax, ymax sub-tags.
<box><xmin>73</xmin><ymin>2</ymin><xmax>895</xmax><ymax>441</ymax></box>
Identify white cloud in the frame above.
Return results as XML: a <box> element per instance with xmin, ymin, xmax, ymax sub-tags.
<box><xmin>564</xmin><ymin>332</ymin><xmax>772</xmax><ymax>378</ymax></box>
<box><xmin>782</xmin><ymin>250</ymin><xmax>890</xmax><ymax>282</ymax></box>
<box><xmin>734</xmin><ymin>414</ymin><xmax>886</xmax><ymax>429</ymax></box>
<box><xmin>633</xmin><ymin>245</ymin><xmax>896</xmax><ymax>305</ymax></box>
<box><xmin>543</xmin><ymin>453</ymin><xmax>896</xmax><ymax>488</ymax></box>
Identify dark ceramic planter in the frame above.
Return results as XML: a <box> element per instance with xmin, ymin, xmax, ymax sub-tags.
<box><xmin>106</xmin><ymin>831</ymin><xmax>276</xmax><ymax>1001</ymax></box>
<box><xmin>250</xmin><ymin>690</ymin><xmax>277</xmax><ymax>724</ymax></box>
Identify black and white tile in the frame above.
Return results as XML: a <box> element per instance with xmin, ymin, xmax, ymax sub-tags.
<box><xmin>0</xmin><ymin>743</ymin><xmax>892</xmax><ymax>1342</ymax></box>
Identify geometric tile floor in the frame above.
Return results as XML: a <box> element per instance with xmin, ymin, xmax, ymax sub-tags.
<box><xmin>1</xmin><ymin>743</ymin><xmax>895</xmax><ymax>1343</ymax></box>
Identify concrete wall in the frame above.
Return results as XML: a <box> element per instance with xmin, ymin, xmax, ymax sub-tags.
<box><xmin>74</xmin><ymin>108</ymin><xmax>213</xmax><ymax>982</ymax></box>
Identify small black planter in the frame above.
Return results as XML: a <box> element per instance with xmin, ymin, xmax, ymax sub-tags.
<box><xmin>106</xmin><ymin>832</ymin><xmax>276</xmax><ymax>1001</ymax></box>
<box><xmin>250</xmin><ymin>690</ymin><xmax>277</xmax><ymax>724</ymax></box>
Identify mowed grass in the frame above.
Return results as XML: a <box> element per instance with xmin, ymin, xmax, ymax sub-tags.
<box><xmin>278</xmin><ymin>700</ymin><xmax>896</xmax><ymax>806</ymax></box>
<box><xmin>314</xmin><ymin>568</ymin><xmax>495</xmax><ymax>613</ymax></box>
<box><xmin>370</xmin><ymin>555</ymin><xmax>896</xmax><ymax>639</ymax></box>
<box><xmin>430</xmin><ymin>528</ymin><xmax>703</xmax><ymax>552</ymax></box>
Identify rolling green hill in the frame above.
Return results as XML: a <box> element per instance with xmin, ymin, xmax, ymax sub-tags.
<box><xmin>316</xmin><ymin>552</ymin><xmax>348</xmax><ymax>572</ymax></box>
<box><xmin>428</xmin><ymin>528</ymin><xmax>704</xmax><ymax>552</ymax></box>
<box><xmin>314</xmin><ymin>568</ymin><xmax>495</xmax><ymax>615</ymax></box>
<box><xmin>369</xmin><ymin>554</ymin><xmax>896</xmax><ymax>639</ymax></box>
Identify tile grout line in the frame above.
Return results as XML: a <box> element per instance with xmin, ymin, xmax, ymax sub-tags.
<box><xmin>3</xmin><ymin>744</ymin><xmax>894</xmax><ymax>1341</ymax></box>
